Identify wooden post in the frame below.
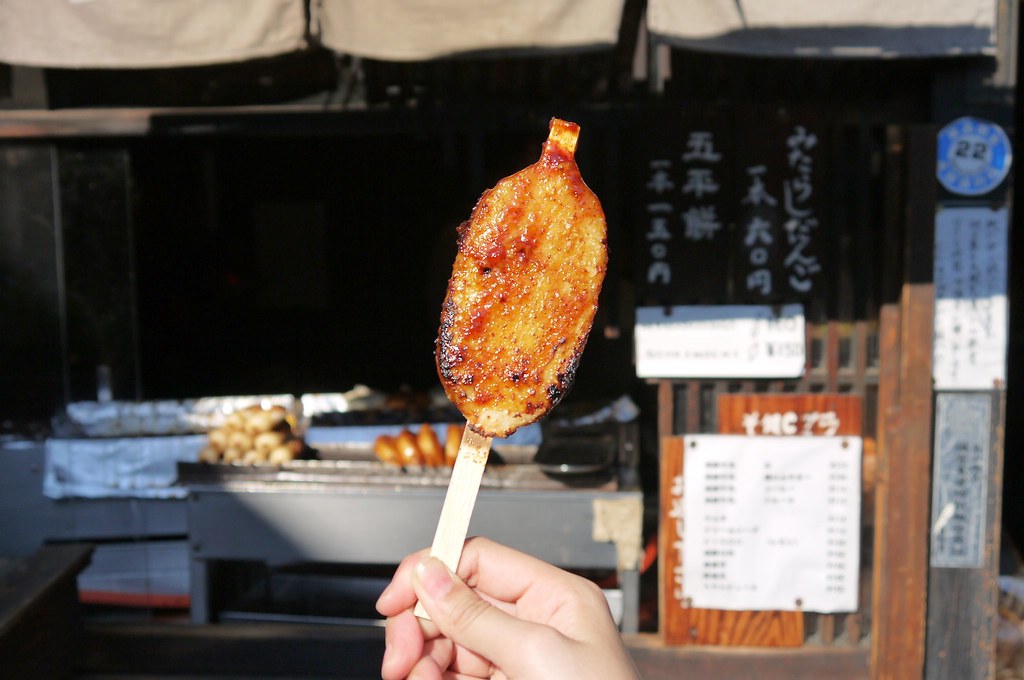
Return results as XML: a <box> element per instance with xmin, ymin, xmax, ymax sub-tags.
<box><xmin>870</xmin><ymin>125</ymin><xmax>938</xmax><ymax>680</ymax></box>
<box><xmin>870</xmin><ymin>288</ymin><xmax>934</xmax><ymax>680</ymax></box>
<box><xmin>923</xmin><ymin>118</ymin><xmax>1012</xmax><ymax>676</ymax></box>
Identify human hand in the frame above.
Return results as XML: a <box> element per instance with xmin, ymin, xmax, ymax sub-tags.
<box><xmin>375</xmin><ymin>536</ymin><xmax>639</xmax><ymax>680</ymax></box>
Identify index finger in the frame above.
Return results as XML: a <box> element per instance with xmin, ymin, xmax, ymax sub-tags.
<box><xmin>456</xmin><ymin>537</ymin><xmax>620</xmax><ymax>638</ymax></box>
<box><xmin>454</xmin><ymin>536</ymin><xmax>581</xmax><ymax>604</ymax></box>
<box><xmin>376</xmin><ymin>547</ymin><xmax>430</xmax><ymax>616</ymax></box>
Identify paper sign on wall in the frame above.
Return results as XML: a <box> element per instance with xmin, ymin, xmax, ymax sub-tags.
<box><xmin>634</xmin><ymin>304</ymin><xmax>805</xmax><ymax>379</ymax></box>
<box><xmin>681</xmin><ymin>434</ymin><xmax>861</xmax><ymax>613</ymax></box>
<box><xmin>930</xmin><ymin>393</ymin><xmax>992</xmax><ymax>568</ymax></box>
<box><xmin>932</xmin><ymin>207</ymin><xmax>1008</xmax><ymax>390</ymax></box>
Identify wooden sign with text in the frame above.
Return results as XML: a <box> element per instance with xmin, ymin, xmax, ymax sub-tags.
<box><xmin>717</xmin><ymin>393</ymin><xmax>862</xmax><ymax>438</ymax></box>
<box><xmin>659</xmin><ymin>393</ymin><xmax>862</xmax><ymax>647</ymax></box>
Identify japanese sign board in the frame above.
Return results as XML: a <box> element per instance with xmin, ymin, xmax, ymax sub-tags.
<box><xmin>717</xmin><ymin>393</ymin><xmax>862</xmax><ymax>438</ymax></box>
<box><xmin>634</xmin><ymin>304</ymin><xmax>805</xmax><ymax>379</ymax></box>
<box><xmin>635</xmin><ymin>107</ymin><xmax>826</xmax><ymax>306</ymax></box>
<box><xmin>680</xmin><ymin>434</ymin><xmax>861</xmax><ymax>613</ymax></box>
<box><xmin>932</xmin><ymin>206</ymin><xmax>1008</xmax><ymax>390</ymax></box>
<box><xmin>636</xmin><ymin>109</ymin><xmax>734</xmax><ymax>303</ymax></box>
<box><xmin>659</xmin><ymin>393</ymin><xmax>863</xmax><ymax>645</ymax></box>
<box><xmin>930</xmin><ymin>393</ymin><xmax>992</xmax><ymax>568</ymax></box>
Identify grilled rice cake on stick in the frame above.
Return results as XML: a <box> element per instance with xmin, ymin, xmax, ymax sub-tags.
<box><xmin>417</xmin><ymin>118</ymin><xmax>607</xmax><ymax>616</ymax></box>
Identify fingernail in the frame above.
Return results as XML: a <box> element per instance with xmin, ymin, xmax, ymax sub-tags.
<box><xmin>415</xmin><ymin>557</ymin><xmax>454</xmax><ymax>600</ymax></box>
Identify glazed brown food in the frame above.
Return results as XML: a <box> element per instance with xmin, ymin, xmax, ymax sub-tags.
<box><xmin>374</xmin><ymin>427</ymin><xmax>454</xmax><ymax>468</ymax></box>
<box><xmin>373</xmin><ymin>434</ymin><xmax>400</xmax><ymax>465</ymax></box>
<box><xmin>395</xmin><ymin>430</ymin><xmax>423</xmax><ymax>467</ymax></box>
<box><xmin>201</xmin><ymin>404</ymin><xmax>303</xmax><ymax>466</ymax></box>
<box><xmin>436</xmin><ymin>118</ymin><xmax>607</xmax><ymax>438</ymax></box>
<box><xmin>416</xmin><ymin>424</ymin><xmax>446</xmax><ymax>467</ymax></box>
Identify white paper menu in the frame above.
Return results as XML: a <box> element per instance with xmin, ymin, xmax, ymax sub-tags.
<box><xmin>932</xmin><ymin>206</ymin><xmax>1009</xmax><ymax>390</ymax></box>
<box><xmin>681</xmin><ymin>435</ymin><xmax>861</xmax><ymax>613</ymax></box>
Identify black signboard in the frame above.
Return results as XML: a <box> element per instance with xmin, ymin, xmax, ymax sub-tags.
<box><xmin>633</xmin><ymin>107</ymin><xmax>735</xmax><ymax>304</ymax></box>
<box><xmin>634</xmin><ymin>106</ymin><xmax>827</xmax><ymax>306</ymax></box>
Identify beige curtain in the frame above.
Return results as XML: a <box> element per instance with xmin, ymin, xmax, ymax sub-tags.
<box><xmin>0</xmin><ymin>0</ymin><xmax>993</xmax><ymax>70</ymax></box>
<box><xmin>312</xmin><ymin>0</ymin><xmax>627</xmax><ymax>61</ymax></box>
<box><xmin>646</xmin><ymin>0</ymin><xmax>996</xmax><ymax>57</ymax></box>
<box><xmin>0</xmin><ymin>0</ymin><xmax>308</xmax><ymax>68</ymax></box>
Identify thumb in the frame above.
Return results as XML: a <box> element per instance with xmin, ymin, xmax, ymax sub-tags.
<box><xmin>413</xmin><ymin>557</ymin><xmax>531</xmax><ymax>669</ymax></box>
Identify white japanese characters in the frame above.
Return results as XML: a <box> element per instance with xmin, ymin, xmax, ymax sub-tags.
<box><xmin>741</xmin><ymin>165</ymin><xmax>778</xmax><ymax>296</ymax></box>
<box><xmin>740</xmin><ymin>409</ymin><xmax>841</xmax><ymax>436</ymax></box>
<box><xmin>681</xmin><ymin>131</ymin><xmax>723</xmax><ymax>241</ymax></box>
<box><xmin>640</xmin><ymin>119</ymin><xmax>824</xmax><ymax>302</ymax></box>
<box><xmin>782</xmin><ymin>126</ymin><xmax>821</xmax><ymax>294</ymax></box>
<box><xmin>644</xmin><ymin>160</ymin><xmax>674</xmax><ymax>286</ymax></box>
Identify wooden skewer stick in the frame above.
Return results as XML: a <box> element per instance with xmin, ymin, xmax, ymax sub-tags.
<box><xmin>414</xmin><ymin>424</ymin><xmax>492</xmax><ymax>619</ymax></box>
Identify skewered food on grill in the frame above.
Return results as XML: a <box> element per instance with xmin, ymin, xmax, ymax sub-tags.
<box><xmin>373</xmin><ymin>425</ymin><xmax>462</xmax><ymax>468</ymax></box>
<box><xmin>417</xmin><ymin>423</ymin><xmax>446</xmax><ymax>467</ymax></box>
<box><xmin>200</xmin><ymin>405</ymin><xmax>304</xmax><ymax>465</ymax></box>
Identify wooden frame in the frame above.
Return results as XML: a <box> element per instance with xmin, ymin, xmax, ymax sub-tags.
<box><xmin>654</xmin><ymin>300</ymin><xmax>933</xmax><ymax>670</ymax></box>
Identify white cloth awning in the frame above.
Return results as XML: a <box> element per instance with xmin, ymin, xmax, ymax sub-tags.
<box><xmin>0</xmin><ymin>0</ymin><xmax>997</xmax><ymax>69</ymax></box>
<box><xmin>646</xmin><ymin>0</ymin><xmax>997</xmax><ymax>58</ymax></box>
<box><xmin>0</xmin><ymin>0</ymin><xmax>308</xmax><ymax>68</ymax></box>
<box><xmin>311</xmin><ymin>0</ymin><xmax>627</xmax><ymax>61</ymax></box>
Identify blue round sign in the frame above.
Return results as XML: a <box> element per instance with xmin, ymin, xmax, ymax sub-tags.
<box><xmin>937</xmin><ymin>116</ymin><xmax>1013</xmax><ymax>196</ymax></box>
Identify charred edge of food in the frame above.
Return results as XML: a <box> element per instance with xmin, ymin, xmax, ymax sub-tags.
<box><xmin>545</xmin><ymin>349</ymin><xmax>584</xmax><ymax>408</ymax></box>
<box><xmin>436</xmin><ymin>298</ymin><xmax>465</xmax><ymax>383</ymax></box>
<box><xmin>467</xmin><ymin>421</ymin><xmax>491</xmax><ymax>437</ymax></box>
<box><xmin>437</xmin><ymin>354</ymin><xmax>472</xmax><ymax>386</ymax></box>
<box><xmin>455</xmin><ymin>220</ymin><xmax>471</xmax><ymax>247</ymax></box>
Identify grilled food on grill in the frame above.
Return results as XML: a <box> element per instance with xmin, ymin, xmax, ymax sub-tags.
<box><xmin>436</xmin><ymin>118</ymin><xmax>607</xmax><ymax>438</ymax></box>
<box><xmin>416</xmin><ymin>423</ymin><xmax>446</xmax><ymax>467</ymax></box>
<box><xmin>201</xmin><ymin>405</ymin><xmax>303</xmax><ymax>465</ymax></box>
<box><xmin>395</xmin><ymin>430</ymin><xmax>423</xmax><ymax>467</ymax></box>
<box><xmin>443</xmin><ymin>424</ymin><xmax>462</xmax><ymax>466</ymax></box>
<box><xmin>372</xmin><ymin>425</ymin><xmax>458</xmax><ymax>468</ymax></box>
<box><xmin>373</xmin><ymin>434</ymin><xmax>400</xmax><ymax>465</ymax></box>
